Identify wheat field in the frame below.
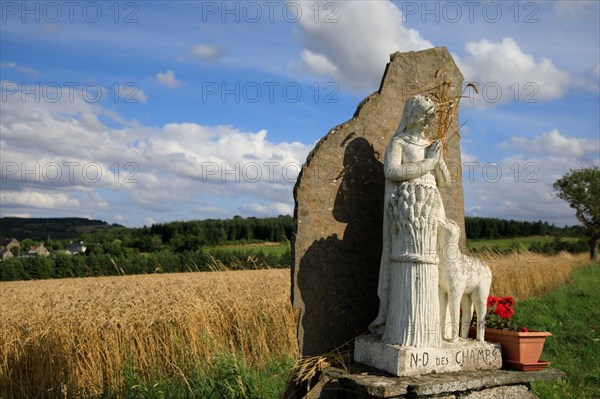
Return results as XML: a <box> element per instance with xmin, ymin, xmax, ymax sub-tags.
<box><xmin>0</xmin><ymin>251</ymin><xmax>588</xmax><ymax>398</ymax></box>
<box><xmin>484</xmin><ymin>251</ymin><xmax>587</xmax><ymax>299</ymax></box>
<box><xmin>0</xmin><ymin>270</ymin><xmax>298</xmax><ymax>398</ymax></box>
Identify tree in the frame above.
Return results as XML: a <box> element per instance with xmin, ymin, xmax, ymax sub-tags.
<box><xmin>554</xmin><ymin>166</ymin><xmax>600</xmax><ymax>260</ymax></box>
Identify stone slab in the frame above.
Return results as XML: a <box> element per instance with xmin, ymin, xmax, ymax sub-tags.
<box><xmin>354</xmin><ymin>335</ymin><xmax>501</xmax><ymax>377</ymax></box>
<box><xmin>292</xmin><ymin>47</ymin><xmax>466</xmax><ymax>356</ymax></box>
<box><xmin>462</xmin><ymin>384</ymin><xmax>539</xmax><ymax>399</ymax></box>
<box><xmin>322</xmin><ymin>366</ymin><xmax>565</xmax><ymax>398</ymax></box>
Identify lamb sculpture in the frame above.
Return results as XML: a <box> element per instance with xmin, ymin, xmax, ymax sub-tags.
<box><xmin>437</xmin><ymin>218</ymin><xmax>492</xmax><ymax>342</ymax></box>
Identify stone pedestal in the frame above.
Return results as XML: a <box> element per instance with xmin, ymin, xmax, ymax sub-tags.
<box><xmin>302</xmin><ymin>366</ymin><xmax>565</xmax><ymax>399</ymax></box>
<box><xmin>354</xmin><ymin>334</ymin><xmax>502</xmax><ymax>377</ymax></box>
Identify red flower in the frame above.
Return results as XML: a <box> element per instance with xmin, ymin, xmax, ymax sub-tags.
<box><xmin>494</xmin><ymin>303</ymin><xmax>514</xmax><ymax>319</ymax></box>
<box><xmin>520</xmin><ymin>327</ymin><xmax>529</xmax><ymax>332</ymax></box>
<box><xmin>501</xmin><ymin>296</ymin><xmax>515</xmax><ymax>306</ymax></box>
<box><xmin>487</xmin><ymin>296</ymin><xmax>499</xmax><ymax>307</ymax></box>
<box><xmin>484</xmin><ymin>295</ymin><xmax>528</xmax><ymax>331</ymax></box>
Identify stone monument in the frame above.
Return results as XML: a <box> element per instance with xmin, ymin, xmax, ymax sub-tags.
<box><xmin>367</xmin><ymin>94</ymin><xmax>449</xmax><ymax>348</ymax></box>
<box><xmin>353</xmin><ymin>95</ymin><xmax>501</xmax><ymax>376</ymax></box>
<box><xmin>289</xmin><ymin>47</ymin><xmax>563</xmax><ymax>398</ymax></box>
<box><xmin>292</xmin><ymin>47</ymin><xmax>467</xmax><ymax>357</ymax></box>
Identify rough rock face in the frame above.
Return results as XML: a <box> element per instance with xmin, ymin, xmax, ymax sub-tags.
<box><xmin>292</xmin><ymin>47</ymin><xmax>466</xmax><ymax>356</ymax></box>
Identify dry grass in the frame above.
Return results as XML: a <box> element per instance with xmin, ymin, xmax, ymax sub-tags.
<box><xmin>0</xmin><ymin>270</ymin><xmax>298</xmax><ymax>398</ymax></box>
<box><xmin>423</xmin><ymin>67</ymin><xmax>479</xmax><ymax>155</ymax></box>
<box><xmin>483</xmin><ymin>251</ymin><xmax>588</xmax><ymax>300</ymax></box>
<box><xmin>0</xmin><ymin>252</ymin><xmax>587</xmax><ymax>398</ymax></box>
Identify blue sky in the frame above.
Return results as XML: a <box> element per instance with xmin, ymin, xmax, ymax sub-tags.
<box><xmin>1</xmin><ymin>0</ymin><xmax>599</xmax><ymax>227</ymax></box>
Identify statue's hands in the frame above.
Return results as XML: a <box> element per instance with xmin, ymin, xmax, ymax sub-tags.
<box><xmin>426</xmin><ymin>140</ymin><xmax>442</xmax><ymax>161</ymax></box>
<box><xmin>422</xmin><ymin>141</ymin><xmax>442</xmax><ymax>172</ymax></box>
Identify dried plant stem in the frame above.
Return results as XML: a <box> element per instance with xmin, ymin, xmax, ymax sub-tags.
<box><xmin>418</xmin><ymin>68</ymin><xmax>480</xmax><ymax>154</ymax></box>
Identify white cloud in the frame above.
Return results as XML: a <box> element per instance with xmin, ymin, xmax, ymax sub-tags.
<box><xmin>299</xmin><ymin>50</ymin><xmax>338</xmax><ymax>76</ymax></box>
<box><xmin>553</xmin><ymin>1</ymin><xmax>600</xmax><ymax>19</ymax></box>
<box><xmin>461</xmin><ymin>150</ymin><xmax>479</xmax><ymax>164</ymax></box>
<box><xmin>290</xmin><ymin>0</ymin><xmax>432</xmax><ymax>91</ymax></box>
<box><xmin>462</xmin><ymin>153</ymin><xmax>595</xmax><ymax>226</ymax></box>
<box><xmin>78</xmin><ymin>112</ymin><xmax>106</xmax><ymax>132</ymax></box>
<box><xmin>194</xmin><ymin>206</ymin><xmax>233</xmax><ymax>219</ymax></box>
<box><xmin>0</xmin><ymin>191</ymin><xmax>80</xmax><ymax>209</ymax></box>
<box><xmin>138</xmin><ymin>125</ymin><xmax>311</xmax><ymax>208</ymax></box>
<box><xmin>1</xmin><ymin>212</ymin><xmax>31</xmax><ymax>218</ymax></box>
<box><xmin>463</xmin><ymin>129</ymin><xmax>599</xmax><ymax>225</ymax></box>
<box><xmin>0</xmin><ymin>81</ymin><xmax>312</xmax><ymax>226</ymax></box>
<box><xmin>144</xmin><ymin>217</ymin><xmax>157</xmax><ymax>226</ymax></box>
<box><xmin>573</xmin><ymin>63</ymin><xmax>600</xmax><ymax>93</ymax></box>
<box><xmin>239</xmin><ymin>202</ymin><xmax>294</xmax><ymax>216</ymax></box>
<box><xmin>191</xmin><ymin>44</ymin><xmax>223</xmax><ymax>61</ymax></box>
<box><xmin>155</xmin><ymin>70</ymin><xmax>182</xmax><ymax>88</ymax></box>
<box><xmin>503</xmin><ymin>129</ymin><xmax>600</xmax><ymax>158</ymax></box>
<box><xmin>455</xmin><ymin>37</ymin><xmax>571</xmax><ymax>108</ymax></box>
<box><xmin>0</xmin><ymin>61</ymin><xmax>38</xmax><ymax>76</ymax></box>
<box><xmin>115</xmin><ymin>84</ymin><xmax>148</xmax><ymax>103</ymax></box>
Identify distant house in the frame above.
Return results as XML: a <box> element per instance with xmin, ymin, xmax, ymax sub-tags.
<box><xmin>25</xmin><ymin>243</ymin><xmax>50</xmax><ymax>257</ymax></box>
<box><xmin>0</xmin><ymin>249</ymin><xmax>13</xmax><ymax>261</ymax></box>
<box><xmin>2</xmin><ymin>238</ymin><xmax>20</xmax><ymax>251</ymax></box>
<box><xmin>0</xmin><ymin>238</ymin><xmax>19</xmax><ymax>260</ymax></box>
<box><xmin>66</xmin><ymin>241</ymin><xmax>87</xmax><ymax>255</ymax></box>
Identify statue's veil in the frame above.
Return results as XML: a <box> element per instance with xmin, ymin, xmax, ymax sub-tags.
<box><xmin>395</xmin><ymin>95</ymin><xmax>436</xmax><ymax>135</ymax></box>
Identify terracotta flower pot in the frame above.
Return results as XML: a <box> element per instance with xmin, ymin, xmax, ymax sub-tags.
<box><xmin>469</xmin><ymin>327</ymin><xmax>552</xmax><ymax>370</ymax></box>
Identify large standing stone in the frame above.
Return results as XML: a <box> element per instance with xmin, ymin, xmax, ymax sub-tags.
<box><xmin>292</xmin><ymin>47</ymin><xmax>466</xmax><ymax>356</ymax></box>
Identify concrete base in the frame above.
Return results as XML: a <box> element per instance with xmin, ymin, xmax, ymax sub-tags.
<box><xmin>354</xmin><ymin>334</ymin><xmax>502</xmax><ymax>376</ymax></box>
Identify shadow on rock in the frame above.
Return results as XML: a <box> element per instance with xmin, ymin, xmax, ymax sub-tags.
<box><xmin>297</xmin><ymin>135</ymin><xmax>385</xmax><ymax>356</ymax></box>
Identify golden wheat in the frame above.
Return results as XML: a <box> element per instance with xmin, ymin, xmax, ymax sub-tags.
<box><xmin>0</xmin><ymin>252</ymin><xmax>587</xmax><ymax>398</ymax></box>
<box><xmin>483</xmin><ymin>251</ymin><xmax>588</xmax><ymax>299</ymax></box>
<box><xmin>0</xmin><ymin>270</ymin><xmax>298</xmax><ymax>398</ymax></box>
<box><xmin>419</xmin><ymin>67</ymin><xmax>479</xmax><ymax>155</ymax></box>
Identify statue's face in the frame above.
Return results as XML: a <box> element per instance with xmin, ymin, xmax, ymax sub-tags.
<box><xmin>413</xmin><ymin>111</ymin><xmax>435</xmax><ymax>131</ymax></box>
<box><xmin>401</xmin><ymin>96</ymin><xmax>436</xmax><ymax>134</ymax></box>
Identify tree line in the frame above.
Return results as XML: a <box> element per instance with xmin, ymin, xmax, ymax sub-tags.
<box><xmin>0</xmin><ymin>249</ymin><xmax>291</xmax><ymax>281</ymax></box>
<box><xmin>2</xmin><ymin>215</ymin><xmax>584</xmax><ymax>250</ymax></box>
<box><xmin>0</xmin><ymin>217</ymin><xmax>119</xmax><ymax>241</ymax></box>
<box><xmin>0</xmin><ymin>214</ymin><xmax>587</xmax><ymax>282</ymax></box>
<box><xmin>0</xmin><ymin>216</ymin><xmax>294</xmax><ymax>281</ymax></box>
<box><xmin>464</xmin><ymin>217</ymin><xmax>584</xmax><ymax>240</ymax></box>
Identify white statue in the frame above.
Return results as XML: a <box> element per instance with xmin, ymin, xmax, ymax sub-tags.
<box><xmin>355</xmin><ymin>94</ymin><xmax>503</xmax><ymax>377</ymax></box>
<box><xmin>437</xmin><ymin>218</ymin><xmax>492</xmax><ymax>342</ymax></box>
<box><xmin>369</xmin><ymin>95</ymin><xmax>451</xmax><ymax>347</ymax></box>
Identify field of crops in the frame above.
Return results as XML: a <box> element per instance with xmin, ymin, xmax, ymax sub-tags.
<box><xmin>0</xmin><ymin>269</ymin><xmax>297</xmax><ymax>398</ymax></box>
<box><xmin>0</xmin><ymin>251</ymin><xmax>588</xmax><ymax>398</ymax></box>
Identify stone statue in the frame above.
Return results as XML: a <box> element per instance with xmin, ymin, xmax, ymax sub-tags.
<box><xmin>355</xmin><ymin>92</ymin><xmax>502</xmax><ymax>377</ymax></box>
<box><xmin>437</xmin><ymin>218</ymin><xmax>492</xmax><ymax>342</ymax></box>
<box><xmin>369</xmin><ymin>95</ymin><xmax>451</xmax><ymax>347</ymax></box>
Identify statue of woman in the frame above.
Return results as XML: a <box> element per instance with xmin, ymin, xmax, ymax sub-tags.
<box><xmin>369</xmin><ymin>95</ymin><xmax>451</xmax><ymax>347</ymax></box>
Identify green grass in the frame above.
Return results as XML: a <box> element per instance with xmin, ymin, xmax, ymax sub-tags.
<box><xmin>516</xmin><ymin>263</ymin><xmax>600</xmax><ymax>399</ymax></box>
<box><xmin>206</xmin><ymin>242</ymin><xmax>290</xmax><ymax>257</ymax></box>
<box><xmin>88</xmin><ymin>355</ymin><xmax>294</xmax><ymax>399</ymax></box>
